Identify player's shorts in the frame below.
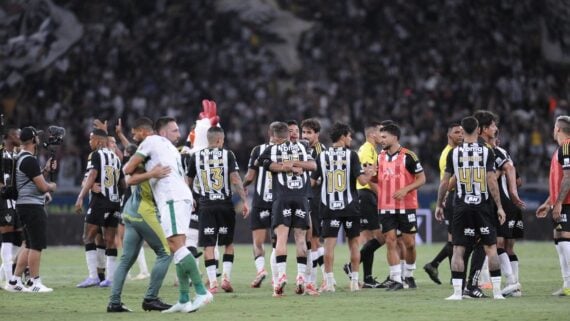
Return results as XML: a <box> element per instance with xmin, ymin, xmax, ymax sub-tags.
<box><xmin>271</xmin><ymin>196</ymin><xmax>310</xmax><ymax>230</ymax></box>
<box><xmin>358</xmin><ymin>189</ymin><xmax>380</xmax><ymax>231</ymax></box>
<box><xmin>250</xmin><ymin>207</ymin><xmax>272</xmax><ymax>230</ymax></box>
<box><xmin>16</xmin><ymin>204</ymin><xmax>47</xmax><ymax>250</ymax></box>
<box><xmin>189</xmin><ymin>212</ymin><xmax>200</xmax><ymax>230</ymax></box>
<box><xmin>0</xmin><ymin>207</ymin><xmax>20</xmax><ymax>228</ymax></box>
<box><xmin>198</xmin><ymin>203</ymin><xmax>236</xmax><ymax>247</ymax></box>
<box><xmin>498</xmin><ymin>195</ymin><xmax>524</xmax><ymax>239</ymax></box>
<box><xmin>452</xmin><ymin>201</ymin><xmax>497</xmax><ymax>246</ymax></box>
<box><xmin>322</xmin><ymin>216</ymin><xmax>361</xmax><ymax>239</ymax></box>
<box><xmin>379</xmin><ymin>209</ymin><xmax>417</xmax><ymax>234</ymax></box>
<box><xmin>554</xmin><ymin>204</ymin><xmax>570</xmax><ymax>233</ymax></box>
<box><xmin>85</xmin><ymin>204</ymin><xmax>121</xmax><ymax>228</ymax></box>
<box><xmin>309</xmin><ymin>197</ymin><xmax>322</xmax><ymax>237</ymax></box>
<box><xmin>158</xmin><ymin>200</ymin><xmax>191</xmax><ymax>238</ymax></box>
<box><xmin>444</xmin><ymin>192</ymin><xmax>455</xmax><ymax>234</ymax></box>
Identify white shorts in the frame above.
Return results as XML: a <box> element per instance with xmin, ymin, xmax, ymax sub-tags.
<box><xmin>158</xmin><ymin>200</ymin><xmax>192</xmax><ymax>238</ymax></box>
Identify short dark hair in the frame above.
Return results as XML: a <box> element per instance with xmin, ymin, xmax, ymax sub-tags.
<box><xmin>473</xmin><ymin>110</ymin><xmax>498</xmax><ymax>129</ymax></box>
<box><xmin>92</xmin><ymin>129</ymin><xmax>108</xmax><ymax>137</ymax></box>
<box><xmin>3</xmin><ymin>126</ymin><xmax>19</xmax><ymax>139</ymax></box>
<box><xmin>154</xmin><ymin>116</ymin><xmax>176</xmax><ymax>132</ymax></box>
<box><xmin>133</xmin><ymin>117</ymin><xmax>154</xmax><ymax>130</ymax></box>
<box><xmin>286</xmin><ymin>120</ymin><xmax>298</xmax><ymax>127</ymax></box>
<box><xmin>380</xmin><ymin>120</ymin><xmax>396</xmax><ymax>127</ymax></box>
<box><xmin>300</xmin><ymin>118</ymin><xmax>321</xmax><ymax>133</ymax></box>
<box><xmin>329</xmin><ymin>122</ymin><xmax>352</xmax><ymax>143</ymax></box>
<box><xmin>461</xmin><ymin>116</ymin><xmax>479</xmax><ymax>135</ymax></box>
<box><xmin>207</xmin><ymin>126</ymin><xmax>224</xmax><ymax>142</ymax></box>
<box><xmin>447</xmin><ymin>121</ymin><xmax>461</xmax><ymax>129</ymax></box>
<box><xmin>125</xmin><ymin>143</ymin><xmax>138</xmax><ymax>156</ymax></box>
<box><xmin>379</xmin><ymin>123</ymin><xmax>401</xmax><ymax>139</ymax></box>
<box><xmin>271</xmin><ymin>122</ymin><xmax>289</xmax><ymax>139</ymax></box>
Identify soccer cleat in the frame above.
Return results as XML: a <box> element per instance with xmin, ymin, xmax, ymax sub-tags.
<box><xmin>480</xmin><ymin>282</ymin><xmax>492</xmax><ymax>289</ymax></box>
<box><xmin>501</xmin><ymin>282</ymin><xmax>520</xmax><ymax>297</ymax></box>
<box><xmin>463</xmin><ymin>287</ymin><xmax>488</xmax><ymax>299</ymax></box>
<box><xmin>221</xmin><ymin>277</ymin><xmax>234</xmax><ymax>293</ymax></box>
<box><xmin>350</xmin><ymin>280</ymin><xmax>360</xmax><ymax>292</ymax></box>
<box><xmin>275</xmin><ymin>273</ymin><xmax>287</xmax><ymax>294</ymax></box>
<box><xmin>187</xmin><ymin>291</ymin><xmax>214</xmax><ymax>312</ymax></box>
<box><xmin>132</xmin><ymin>272</ymin><xmax>150</xmax><ymax>281</ymax></box>
<box><xmin>28</xmin><ymin>282</ymin><xmax>53</xmax><ymax>293</ymax></box>
<box><xmin>161</xmin><ymin>301</ymin><xmax>193</xmax><ymax>313</ymax></box>
<box><xmin>362</xmin><ymin>276</ymin><xmax>382</xmax><ymax>289</ymax></box>
<box><xmin>386</xmin><ymin>281</ymin><xmax>404</xmax><ymax>291</ymax></box>
<box><xmin>76</xmin><ymin>277</ymin><xmax>100</xmax><ymax>288</ymax></box>
<box><xmin>107</xmin><ymin>302</ymin><xmax>132</xmax><ymax>312</ymax></box>
<box><xmin>4</xmin><ymin>281</ymin><xmax>30</xmax><ymax>292</ymax></box>
<box><xmin>319</xmin><ymin>283</ymin><xmax>335</xmax><ymax>293</ymax></box>
<box><xmin>404</xmin><ymin>277</ymin><xmax>417</xmax><ymax>289</ymax></box>
<box><xmin>342</xmin><ymin>263</ymin><xmax>352</xmax><ymax>280</ymax></box>
<box><xmin>423</xmin><ymin>263</ymin><xmax>441</xmax><ymax>285</ymax></box>
<box><xmin>445</xmin><ymin>294</ymin><xmax>463</xmax><ymax>300</ymax></box>
<box><xmin>208</xmin><ymin>280</ymin><xmax>219</xmax><ymax>294</ymax></box>
<box><xmin>378</xmin><ymin>276</ymin><xmax>394</xmax><ymax>289</ymax></box>
<box><xmin>99</xmin><ymin>279</ymin><xmax>112</xmax><ymax>287</ymax></box>
<box><xmin>250</xmin><ymin>269</ymin><xmax>268</xmax><ymax>288</ymax></box>
<box><xmin>142</xmin><ymin>298</ymin><xmax>172</xmax><ymax>311</ymax></box>
<box><xmin>511</xmin><ymin>289</ymin><xmax>522</xmax><ymax>297</ymax></box>
<box><xmin>304</xmin><ymin>283</ymin><xmax>320</xmax><ymax>296</ymax></box>
<box><xmin>493</xmin><ymin>294</ymin><xmax>505</xmax><ymax>300</ymax></box>
<box><xmin>295</xmin><ymin>275</ymin><xmax>305</xmax><ymax>295</ymax></box>
<box><xmin>552</xmin><ymin>288</ymin><xmax>563</xmax><ymax>296</ymax></box>
<box><xmin>560</xmin><ymin>288</ymin><xmax>570</xmax><ymax>296</ymax></box>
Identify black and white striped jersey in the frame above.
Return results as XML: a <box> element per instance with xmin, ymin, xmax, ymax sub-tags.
<box><xmin>258</xmin><ymin>141</ymin><xmax>313</xmax><ymax>198</ymax></box>
<box><xmin>308</xmin><ymin>142</ymin><xmax>326</xmax><ymax>200</ymax></box>
<box><xmin>494</xmin><ymin>146</ymin><xmax>513</xmax><ymax>199</ymax></box>
<box><xmin>87</xmin><ymin>148</ymin><xmax>122</xmax><ymax>205</ymax></box>
<box><xmin>0</xmin><ymin>150</ymin><xmax>17</xmax><ymax>209</ymax></box>
<box><xmin>445</xmin><ymin>142</ymin><xmax>495</xmax><ymax>206</ymax></box>
<box><xmin>312</xmin><ymin>146</ymin><xmax>362</xmax><ymax>213</ymax></box>
<box><xmin>187</xmin><ymin>147</ymin><xmax>239</xmax><ymax>206</ymax></box>
<box><xmin>248</xmin><ymin>143</ymin><xmax>273</xmax><ymax>208</ymax></box>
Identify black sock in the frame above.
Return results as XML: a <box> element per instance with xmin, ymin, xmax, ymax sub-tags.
<box><xmin>467</xmin><ymin>243</ymin><xmax>485</xmax><ymax>289</ymax></box>
<box><xmin>360</xmin><ymin>239</ymin><xmax>381</xmax><ymax>278</ymax></box>
<box><xmin>431</xmin><ymin>241</ymin><xmax>452</xmax><ymax>268</ymax></box>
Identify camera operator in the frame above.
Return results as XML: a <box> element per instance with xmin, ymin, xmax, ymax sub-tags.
<box><xmin>6</xmin><ymin>126</ymin><xmax>57</xmax><ymax>293</ymax></box>
<box><xmin>0</xmin><ymin>127</ymin><xmax>23</xmax><ymax>288</ymax></box>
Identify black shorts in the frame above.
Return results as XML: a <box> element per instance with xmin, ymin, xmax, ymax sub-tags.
<box><xmin>309</xmin><ymin>198</ymin><xmax>322</xmax><ymax>237</ymax></box>
<box><xmin>452</xmin><ymin>202</ymin><xmax>497</xmax><ymax>246</ymax></box>
<box><xmin>358</xmin><ymin>189</ymin><xmax>380</xmax><ymax>231</ymax></box>
<box><xmin>199</xmin><ymin>204</ymin><xmax>236</xmax><ymax>247</ymax></box>
<box><xmin>322</xmin><ymin>216</ymin><xmax>361</xmax><ymax>239</ymax></box>
<box><xmin>190</xmin><ymin>212</ymin><xmax>200</xmax><ymax>230</ymax></box>
<box><xmin>498</xmin><ymin>196</ymin><xmax>524</xmax><ymax>239</ymax></box>
<box><xmin>16</xmin><ymin>204</ymin><xmax>47</xmax><ymax>250</ymax></box>
<box><xmin>271</xmin><ymin>196</ymin><xmax>310</xmax><ymax>230</ymax></box>
<box><xmin>379</xmin><ymin>209</ymin><xmax>417</xmax><ymax>234</ymax></box>
<box><xmin>85</xmin><ymin>205</ymin><xmax>121</xmax><ymax>228</ymax></box>
<box><xmin>444</xmin><ymin>193</ymin><xmax>455</xmax><ymax>234</ymax></box>
<box><xmin>0</xmin><ymin>207</ymin><xmax>20</xmax><ymax>229</ymax></box>
<box><xmin>250</xmin><ymin>207</ymin><xmax>272</xmax><ymax>230</ymax></box>
<box><xmin>554</xmin><ymin>204</ymin><xmax>570</xmax><ymax>233</ymax></box>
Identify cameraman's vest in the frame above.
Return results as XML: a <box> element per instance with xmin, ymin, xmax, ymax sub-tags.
<box><xmin>16</xmin><ymin>152</ymin><xmax>44</xmax><ymax>205</ymax></box>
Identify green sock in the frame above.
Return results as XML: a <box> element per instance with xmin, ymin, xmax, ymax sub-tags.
<box><xmin>175</xmin><ymin>264</ymin><xmax>190</xmax><ymax>303</ymax></box>
<box><xmin>179</xmin><ymin>254</ymin><xmax>207</xmax><ymax>295</ymax></box>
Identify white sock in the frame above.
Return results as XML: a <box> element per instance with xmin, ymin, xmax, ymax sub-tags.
<box><xmin>510</xmin><ymin>258</ymin><xmax>519</xmax><ymax>284</ymax></box>
<box><xmin>480</xmin><ymin>256</ymin><xmax>491</xmax><ymax>284</ymax></box>
<box><xmin>85</xmin><ymin>250</ymin><xmax>98</xmax><ymax>279</ymax></box>
<box><xmin>491</xmin><ymin>276</ymin><xmax>502</xmax><ymax>296</ymax></box>
<box><xmin>277</xmin><ymin>262</ymin><xmax>287</xmax><ymax>276</ymax></box>
<box><xmin>297</xmin><ymin>262</ymin><xmax>307</xmax><ymax>278</ymax></box>
<box><xmin>223</xmin><ymin>260</ymin><xmax>233</xmax><ymax>281</ymax></box>
<box><xmin>400</xmin><ymin>260</ymin><xmax>406</xmax><ymax>276</ymax></box>
<box><xmin>185</xmin><ymin>227</ymin><xmax>199</xmax><ymax>248</ymax></box>
<box><xmin>12</xmin><ymin>244</ymin><xmax>20</xmax><ymax>259</ymax></box>
<box><xmin>404</xmin><ymin>263</ymin><xmax>416</xmax><ymax>278</ymax></box>
<box><xmin>452</xmin><ymin>278</ymin><xmax>463</xmax><ymax>296</ymax></box>
<box><xmin>106</xmin><ymin>255</ymin><xmax>117</xmax><ymax>281</ymax></box>
<box><xmin>326</xmin><ymin>272</ymin><xmax>335</xmax><ymax>286</ymax></box>
<box><xmin>389</xmin><ymin>264</ymin><xmax>402</xmax><ymax>283</ymax></box>
<box><xmin>206</xmin><ymin>264</ymin><xmax>217</xmax><ymax>285</ymax></box>
<box><xmin>317</xmin><ymin>246</ymin><xmax>325</xmax><ymax>259</ymax></box>
<box><xmin>137</xmin><ymin>248</ymin><xmax>149</xmax><ymax>274</ymax></box>
<box><xmin>270</xmin><ymin>249</ymin><xmax>278</xmax><ymax>285</ymax></box>
<box><xmin>254</xmin><ymin>256</ymin><xmax>265</xmax><ymax>273</ymax></box>
<box><xmin>499</xmin><ymin>252</ymin><xmax>515</xmax><ymax>284</ymax></box>
<box><xmin>96</xmin><ymin>247</ymin><xmax>106</xmax><ymax>270</ymax></box>
<box><xmin>1</xmin><ymin>242</ymin><xmax>13</xmax><ymax>281</ymax></box>
<box><xmin>351</xmin><ymin>271</ymin><xmax>359</xmax><ymax>282</ymax></box>
<box><xmin>558</xmin><ymin>241</ymin><xmax>570</xmax><ymax>288</ymax></box>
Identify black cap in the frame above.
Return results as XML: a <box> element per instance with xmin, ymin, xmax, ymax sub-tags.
<box><xmin>20</xmin><ymin>126</ymin><xmax>40</xmax><ymax>142</ymax></box>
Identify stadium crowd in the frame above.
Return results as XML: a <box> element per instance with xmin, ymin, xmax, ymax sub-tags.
<box><xmin>2</xmin><ymin>0</ymin><xmax>569</xmax><ymax>187</ymax></box>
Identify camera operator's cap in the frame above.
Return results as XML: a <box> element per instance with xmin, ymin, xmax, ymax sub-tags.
<box><xmin>20</xmin><ymin>126</ymin><xmax>42</xmax><ymax>142</ymax></box>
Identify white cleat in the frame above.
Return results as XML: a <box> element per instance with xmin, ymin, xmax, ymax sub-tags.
<box><xmin>161</xmin><ymin>301</ymin><xmax>193</xmax><ymax>313</ymax></box>
<box><xmin>350</xmin><ymin>280</ymin><xmax>360</xmax><ymax>292</ymax></box>
<box><xmin>493</xmin><ymin>294</ymin><xmax>505</xmax><ymax>299</ymax></box>
<box><xmin>28</xmin><ymin>282</ymin><xmax>53</xmax><ymax>293</ymax></box>
<box><xmin>4</xmin><ymin>282</ymin><xmax>31</xmax><ymax>293</ymax></box>
<box><xmin>501</xmin><ymin>282</ymin><xmax>520</xmax><ymax>296</ymax></box>
<box><xmin>186</xmin><ymin>291</ymin><xmax>214</xmax><ymax>312</ymax></box>
<box><xmin>445</xmin><ymin>294</ymin><xmax>463</xmax><ymax>301</ymax></box>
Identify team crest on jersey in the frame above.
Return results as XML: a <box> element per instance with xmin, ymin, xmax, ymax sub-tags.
<box><xmin>464</xmin><ymin>228</ymin><xmax>475</xmax><ymax>236</ymax></box>
<box><xmin>259</xmin><ymin>210</ymin><xmax>270</xmax><ymax>219</ymax></box>
<box><xmin>516</xmin><ymin>221</ymin><xmax>524</xmax><ymax>229</ymax></box>
<box><xmin>330</xmin><ymin>220</ymin><xmax>340</xmax><ymax>228</ymax></box>
<box><xmin>219</xmin><ymin>226</ymin><xmax>228</xmax><ymax>234</ymax></box>
<box><xmin>282</xmin><ymin>209</ymin><xmax>292</xmax><ymax>217</ymax></box>
<box><xmin>4</xmin><ymin>215</ymin><xmax>11</xmax><ymax>223</ymax></box>
<box><xmin>407</xmin><ymin>214</ymin><xmax>416</xmax><ymax>222</ymax></box>
<box><xmin>295</xmin><ymin>209</ymin><xmax>306</xmax><ymax>218</ymax></box>
<box><xmin>203</xmin><ymin>227</ymin><xmax>215</xmax><ymax>235</ymax></box>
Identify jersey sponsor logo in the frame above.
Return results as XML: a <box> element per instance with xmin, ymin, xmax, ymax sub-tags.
<box><xmin>287</xmin><ymin>179</ymin><xmax>303</xmax><ymax>189</ymax></box>
<box><xmin>295</xmin><ymin>209</ymin><xmax>306</xmax><ymax>218</ymax></box>
<box><xmin>282</xmin><ymin>209</ymin><xmax>292</xmax><ymax>217</ymax></box>
<box><xmin>461</xmin><ymin>146</ymin><xmax>483</xmax><ymax>153</ymax></box>
<box><xmin>259</xmin><ymin>210</ymin><xmax>270</xmax><ymax>219</ymax></box>
<box><xmin>407</xmin><ymin>213</ymin><xmax>416</xmax><ymax>222</ymax></box>
<box><xmin>203</xmin><ymin>227</ymin><xmax>215</xmax><ymax>235</ymax></box>
<box><xmin>345</xmin><ymin>221</ymin><xmax>353</xmax><ymax>229</ymax></box>
<box><xmin>561</xmin><ymin>214</ymin><xmax>568</xmax><ymax>223</ymax></box>
<box><xmin>330</xmin><ymin>219</ymin><xmax>340</xmax><ymax>228</ymax></box>
<box><xmin>464</xmin><ymin>228</ymin><xmax>475</xmax><ymax>236</ymax></box>
<box><xmin>465</xmin><ymin>195</ymin><xmax>481</xmax><ymax>204</ymax></box>
<box><xmin>219</xmin><ymin>226</ymin><xmax>228</xmax><ymax>235</ymax></box>
<box><xmin>209</xmin><ymin>194</ymin><xmax>224</xmax><ymax>201</ymax></box>
<box><xmin>331</xmin><ymin>201</ymin><xmax>345</xmax><ymax>210</ymax></box>
<box><xmin>479</xmin><ymin>227</ymin><xmax>490</xmax><ymax>235</ymax></box>
<box><xmin>508</xmin><ymin>220</ymin><xmax>515</xmax><ymax>228</ymax></box>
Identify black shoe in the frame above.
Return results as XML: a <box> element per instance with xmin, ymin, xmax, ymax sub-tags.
<box><xmin>386</xmin><ymin>281</ymin><xmax>404</xmax><ymax>291</ymax></box>
<box><xmin>463</xmin><ymin>287</ymin><xmax>488</xmax><ymax>299</ymax></box>
<box><xmin>423</xmin><ymin>263</ymin><xmax>441</xmax><ymax>285</ymax></box>
<box><xmin>342</xmin><ymin>263</ymin><xmax>352</xmax><ymax>280</ymax></box>
<box><xmin>142</xmin><ymin>298</ymin><xmax>172</xmax><ymax>311</ymax></box>
<box><xmin>362</xmin><ymin>276</ymin><xmax>382</xmax><ymax>288</ymax></box>
<box><xmin>107</xmin><ymin>302</ymin><xmax>132</xmax><ymax>312</ymax></box>
<box><xmin>378</xmin><ymin>276</ymin><xmax>394</xmax><ymax>289</ymax></box>
<box><xmin>404</xmin><ymin>277</ymin><xmax>417</xmax><ymax>289</ymax></box>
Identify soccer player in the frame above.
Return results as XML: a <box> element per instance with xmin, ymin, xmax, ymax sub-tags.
<box><xmin>287</xmin><ymin>120</ymin><xmax>300</xmax><ymax>143</ymax></box>
<box><xmin>123</xmin><ymin>117</ymin><xmax>212</xmax><ymax>313</ymax></box>
<box><xmin>301</xmin><ymin>118</ymin><xmax>326</xmax><ymax>290</ymax></box>
<box><xmin>311</xmin><ymin>122</ymin><xmax>374</xmax><ymax>292</ymax></box>
<box><xmin>435</xmin><ymin>116</ymin><xmax>506</xmax><ymax>300</ymax></box>
<box><xmin>187</xmin><ymin>126</ymin><xmax>249</xmax><ymax>293</ymax></box>
<box><xmin>243</xmin><ymin>124</ymin><xmax>276</xmax><ymax>288</ymax></box>
<box><xmin>536</xmin><ymin>115</ymin><xmax>570</xmax><ymax>296</ymax></box>
<box><xmin>258</xmin><ymin>122</ymin><xmax>316</xmax><ymax>296</ymax></box>
<box><xmin>6</xmin><ymin>127</ymin><xmax>57</xmax><ymax>292</ymax></box>
<box><xmin>107</xmin><ymin>163</ymin><xmax>173</xmax><ymax>312</ymax></box>
<box><xmin>424</xmin><ymin>122</ymin><xmax>463</xmax><ymax>284</ymax></box>
<box><xmin>344</xmin><ymin>121</ymin><xmax>386</xmax><ymax>288</ymax></box>
<box><xmin>75</xmin><ymin>129</ymin><xmax>123</xmax><ymax>288</ymax></box>
<box><xmin>0</xmin><ymin>127</ymin><xmax>22</xmax><ymax>288</ymax></box>
<box><xmin>377</xmin><ymin>123</ymin><xmax>426</xmax><ymax>290</ymax></box>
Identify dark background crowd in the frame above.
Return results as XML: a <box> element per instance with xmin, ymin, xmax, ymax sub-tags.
<box><xmin>1</xmin><ymin>0</ymin><xmax>570</xmax><ymax>191</ymax></box>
